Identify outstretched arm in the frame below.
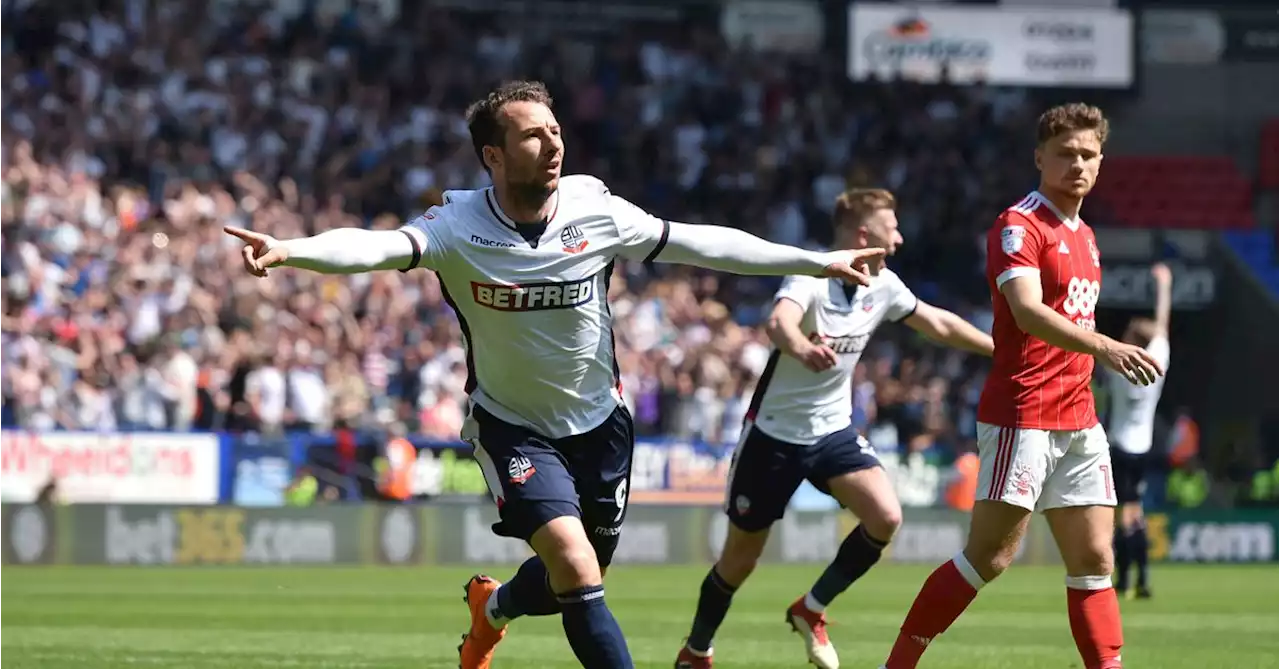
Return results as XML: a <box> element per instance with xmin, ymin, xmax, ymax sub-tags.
<box><xmin>904</xmin><ymin>301</ymin><xmax>994</xmax><ymax>356</ymax></box>
<box><xmin>226</xmin><ymin>226</ymin><xmax>420</xmax><ymax>276</ymax></box>
<box><xmin>1151</xmin><ymin>262</ymin><xmax>1172</xmax><ymax>336</ymax></box>
<box><xmin>609</xmin><ymin>193</ymin><xmax>881</xmax><ymax>283</ymax></box>
<box><xmin>646</xmin><ymin>220</ymin><xmax>883</xmax><ymax>284</ymax></box>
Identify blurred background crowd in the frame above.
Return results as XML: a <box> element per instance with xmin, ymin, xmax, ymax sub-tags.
<box><xmin>1</xmin><ymin>0</ymin><xmax>1275</xmax><ymax>508</ymax></box>
<box><xmin>0</xmin><ymin>0</ymin><xmax>1009</xmax><ymax>447</ymax></box>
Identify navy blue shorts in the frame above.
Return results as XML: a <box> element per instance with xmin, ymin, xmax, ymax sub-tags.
<box><xmin>468</xmin><ymin>404</ymin><xmax>634</xmax><ymax>562</ymax></box>
<box><xmin>1109</xmin><ymin>446</ymin><xmax>1148</xmax><ymax>505</ymax></box>
<box><xmin>726</xmin><ymin>423</ymin><xmax>881</xmax><ymax>532</ymax></box>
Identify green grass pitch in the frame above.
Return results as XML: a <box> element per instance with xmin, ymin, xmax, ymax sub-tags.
<box><xmin>3</xmin><ymin>564</ymin><xmax>1276</xmax><ymax>668</ymax></box>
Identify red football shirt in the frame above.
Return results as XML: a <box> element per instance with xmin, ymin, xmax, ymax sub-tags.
<box><xmin>978</xmin><ymin>191</ymin><xmax>1102</xmax><ymax>431</ymax></box>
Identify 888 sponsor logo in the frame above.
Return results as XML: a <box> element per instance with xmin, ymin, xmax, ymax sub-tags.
<box><xmin>1062</xmin><ymin>277</ymin><xmax>1100</xmax><ymax>331</ymax></box>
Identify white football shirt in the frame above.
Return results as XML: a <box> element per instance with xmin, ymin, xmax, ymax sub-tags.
<box><xmin>748</xmin><ymin>269</ymin><xmax>918</xmax><ymax>445</ymax></box>
<box><xmin>398</xmin><ymin>174</ymin><xmax>672</xmax><ymax>439</ymax></box>
<box><xmin>1105</xmin><ymin>335</ymin><xmax>1171</xmax><ymax>455</ymax></box>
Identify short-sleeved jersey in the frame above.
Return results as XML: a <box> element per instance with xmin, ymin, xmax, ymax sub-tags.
<box><xmin>747</xmin><ymin>269</ymin><xmax>918</xmax><ymax>445</ymax></box>
<box><xmin>398</xmin><ymin>174</ymin><xmax>671</xmax><ymax>439</ymax></box>
<box><xmin>978</xmin><ymin>190</ymin><xmax>1103</xmax><ymax>431</ymax></box>
<box><xmin>1105</xmin><ymin>335</ymin><xmax>1170</xmax><ymax>454</ymax></box>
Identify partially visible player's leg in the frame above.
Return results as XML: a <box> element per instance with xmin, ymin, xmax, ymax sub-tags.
<box><xmin>1126</xmin><ymin>454</ymin><xmax>1151</xmax><ymax>596</ymax></box>
<box><xmin>884</xmin><ymin>424</ymin><xmax>1045</xmax><ymax>669</ymax></box>
<box><xmin>528</xmin><ymin>517</ymin><xmax>632</xmax><ymax>668</ymax></box>
<box><xmin>676</xmin><ymin>524</ymin><xmax>772</xmax><ymax>667</ymax></box>
<box><xmin>1046</xmin><ymin>506</ymin><xmax>1124</xmax><ymax>669</ymax></box>
<box><xmin>551</xmin><ymin>405</ymin><xmax>640</xmax><ymax>669</ymax></box>
<box><xmin>677</xmin><ymin>424</ymin><xmax>805</xmax><ymax>667</ymax></box>
<box><xmin>1110</xmin><ymin>448</ymin><xmax>1133</xmax><ymax>592</ymax></box>
<box><xmin>1129</xmin><ymin>504</ymin><xmax>1152</xmax><ymax>597</ymax></box>
<box><xmin>457</xmin><ymin>407</ymin><xmax>566</xmax><ymax>668</ymax></box>
<box><xmin>884</xmin><ymin>499</ymin><xmax>1030</xmax><ymax>669</ymax></box>
<box><xmin>1110</xmin><ymin>448</ymin><xmax>1149</xmax><ymax>596</ymax></box>
<box><xmin>459</xmin><ymin>405</ymin><xmax>632</xmax><ymax>669</ymax></box>
<box><xmin>778</xmin><ymin>431</ymin><xmax>898</xmax><ymax>669</ymax></box>
<box><xmin>463</xmin><ymin>407</ymin><xmax>563</xmax><ymax>630</ymax></box>
<box><xmin>804</xmin><ymin>432</ymin><xmax>901</xmax><ymax>613</ymax></box>
<box><xmin>1043</xmin><ymin>425</ymin><xmax>1123</xmax><ymax>669</ymax></box>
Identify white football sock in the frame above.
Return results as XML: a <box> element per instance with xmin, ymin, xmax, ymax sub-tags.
<box><xmin>803</xmin><ymin>591</ymin><xmax>826</xmax><ymax>614</ymax></box>
<box><xmin>484</xmin><ymin>587</ymin><xmax>509</xmax><ymax>628</ymax></box>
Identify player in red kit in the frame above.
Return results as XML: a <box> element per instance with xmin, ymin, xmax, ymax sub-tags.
<box><xmin>880</xmin><ymin>104</ymin><xmax>1164</xmax><ymax>669</ymax></box>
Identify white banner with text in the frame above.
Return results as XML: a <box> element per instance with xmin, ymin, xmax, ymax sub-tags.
<box><xmin>1</xmin><ymin>431</ymin><xmax>221</xmax><ymax>504</ymax></box>
<box><xmin>848</xmin><ymin>3</ymin><xmax>1134</xmax><ymax>88</ymax></box>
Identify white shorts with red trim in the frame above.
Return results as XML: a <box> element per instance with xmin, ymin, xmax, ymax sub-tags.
<box><xmin>975</xmin><ymin>422</ymin><xmax>1116</xmax><ymax>512</ymax></box>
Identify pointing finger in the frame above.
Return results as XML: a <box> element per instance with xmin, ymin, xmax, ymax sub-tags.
<box><xmin>224</xmin><ymin>226</ymin><xmax>262</xmax><ymax>244</ymax></box>
<box><xmin>852</xmin><ymin>247</ymin><xmax>887</xmax><ymax>261</ymax></box>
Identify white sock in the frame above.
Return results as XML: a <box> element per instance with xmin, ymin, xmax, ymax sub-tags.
<box><xmin>1064</xmin><ymin>574</ymin><xmax>1113</xmax><ymax>591</ymax></box>
<box><xmin>803</xmin><ymin>591</ymin><xmax>825</xmax><ymax>614</ymax></box>
<box><xmin>685</xmin><ymin>644</ymin><xmax>713</xmax><ymax>658</ymax></box>
<box><xmin>952</xmin><ymin>552</ymin><xmax>987</xmax><ymax>591</ymax></box>
<box><xmin>485</xmin><ymin>587</ymin><xmax>509</xmax><ymax>628</ymax></box>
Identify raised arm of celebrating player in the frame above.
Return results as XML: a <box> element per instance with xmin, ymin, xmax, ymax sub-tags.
<box><xmin>1151</xmin><ymin>262</ymin><xmax>1172</xmax><ymax>336</ymax></box>
<box><xmin>225</xmin><ymin>226</ymin><xmax>419</xmax><ymax>276</ymax></box>
<box><xmin>903</xmin><ymin>302</ymin><xmax>995</xmax><ymax>357</ymax></box>
<box><xmin>1002</xmin><ymin>276</ymin><xmax>1162</xmax><ymax>385</ymax></box>
<box><xmin>611</xmin><ymin>195</ymin><xmax>884</xmax><ymax>286</ymax></box>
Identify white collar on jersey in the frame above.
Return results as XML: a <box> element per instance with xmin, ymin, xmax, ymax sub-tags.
<box><xmin>485</xmin><ymin>187</ymin><xmax>561</xmax><ymax>231</ymax></box>
<box><xmin>1032</xmin><ymin>190</ymin><xmax>1081</xmax><ymax>232</ymax></box>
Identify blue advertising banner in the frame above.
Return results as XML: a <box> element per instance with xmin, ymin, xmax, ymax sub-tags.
<box><xmin>226</xmin><ymin>435</ymin><xmax>294</xmax><ymax>506</ymax></box>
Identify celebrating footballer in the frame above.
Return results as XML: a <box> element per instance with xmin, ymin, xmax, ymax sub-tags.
<box><xmin>226</xmin><ymin>80</ymin><xmax>885</xmax><ymax>669</ymax></box>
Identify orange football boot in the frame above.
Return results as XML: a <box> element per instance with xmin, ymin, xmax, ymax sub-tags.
<box><xmin>458</xmin><ymin>575</ymin><xmax>507</xmax><ymax>669</ymax></box>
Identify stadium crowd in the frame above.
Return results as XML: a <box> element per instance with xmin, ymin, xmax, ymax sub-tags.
<box><xmin>4</xmin><ymin>0</ymin><xmax>1051</xmax><ymax>466</ymax></box>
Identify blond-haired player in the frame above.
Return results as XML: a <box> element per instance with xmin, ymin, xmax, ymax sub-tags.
<box><xmin>675</xmin><ymin>189</ymin><xmax>993</xmax><ymax>669</ymax></box>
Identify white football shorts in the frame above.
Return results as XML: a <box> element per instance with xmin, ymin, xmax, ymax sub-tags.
<box><xmin>975</xmin><ymin>422</ymin><xmax>1116</xmax><ymax>512</ymax></box>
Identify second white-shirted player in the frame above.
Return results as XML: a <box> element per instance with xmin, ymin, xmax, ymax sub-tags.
<box><xmin>1106</xmin><ymin>262</ymin><xmax>1172</xmax><ymax>600</ymax></box>
<box><xmin>224</xmin><ymin>80</ymin><xmax>884</xmax><ymax>669</ymax></box>
<box><xmin>675</xmin><ymin>188</ymin><xmax>994</xmax><ymax>669</ymax></box>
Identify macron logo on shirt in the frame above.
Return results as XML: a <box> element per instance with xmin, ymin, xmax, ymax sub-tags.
<box><xmin>472</xmin><ymin>277</ymin><xmax>596</xmax><ymax>311</ymax></box>
<box><xmin>471</xmin><ymin>234</ymin><xmax>517</xmax><ymax>248</ymax></box>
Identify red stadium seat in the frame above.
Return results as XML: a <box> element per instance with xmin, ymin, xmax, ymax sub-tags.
<box><xmin>1261</xmin><ymin>119</ymin><xmax>1278</xmax><ymax>190</ymax></box>
<box><xmin>1092</xmin><ymin>154</ymin><xmax>1256</xmax><ymax>229</ymax></box>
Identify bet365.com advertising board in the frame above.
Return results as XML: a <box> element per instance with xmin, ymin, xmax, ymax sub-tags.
<box><xmin>5</xmin><ymin>503</ymin><xmax>1274</xmax><ymax>567</ymax></box>
<box><xmin>847</xmin><ymin>3</ymin><xmax>1134</xmax><ymax>89</ymax></box>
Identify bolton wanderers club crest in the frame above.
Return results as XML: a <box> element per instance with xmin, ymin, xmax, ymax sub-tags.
<box><xmin>560</xmin><ymin>225</ymin><xmax>588</xmax><ymax>254</ymax></box>
<box><xmin>508</xmin><ymin>456</ymin><xmax>536</xmax><ymax>484</ymax></box>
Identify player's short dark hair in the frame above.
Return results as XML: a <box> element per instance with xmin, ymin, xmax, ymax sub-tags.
<box><xmin>1037</xmin><ymin>103</ymin><xmax>1109</xmax><ymax>146</ymax></box>
<box><xmin>834</xmin><ymin>188</ymin><xmax>896</xmax><ymax>227</ymax></box>
<box><xmin>465</xmin><ymin>81</ymin><xmax>555</xmax><ymax>171</ymax></box>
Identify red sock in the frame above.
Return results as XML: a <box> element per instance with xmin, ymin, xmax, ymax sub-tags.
<box><xmin>1066</xmin><ymin>577</ymin><xmax>1124</xmax><ymax>669</ymax></box>
<box><xmin>885</xmin><ymin>557</ymin><xmax>982</xmax><ymax>669</ymax></box>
